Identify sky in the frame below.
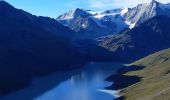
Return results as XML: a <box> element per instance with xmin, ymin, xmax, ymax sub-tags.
<box><xmin>5</xmin><ymin>0</ymin><xmax>170</xmax><ymax>18</ymax></box>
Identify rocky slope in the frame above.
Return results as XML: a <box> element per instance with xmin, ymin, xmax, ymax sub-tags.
<box><xmin>57</xmin><ymin>8</ymin><xmax>129</xmax><ymax>39</ymax></box>
<box><xmin>123</xmin><ymin>0</ymin><xmax>170</xmax><ymax>28</ymax></box>
<box><xmin>98</xmin><ymin>15</ymin><xmax>170</xmax><ymax>61</ymax></box>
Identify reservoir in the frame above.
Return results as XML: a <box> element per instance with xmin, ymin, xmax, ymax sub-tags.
<box><xmin>0</xmin><ymin>62</ymin><xmax>123</xmax><ymax>100</ymax></box>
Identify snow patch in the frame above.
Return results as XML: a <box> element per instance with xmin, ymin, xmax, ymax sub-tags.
<box><xmin>98</xmin><ymin>89</ymin><xmax>120</xmax><ymax>98</ymax></box>
<box><xmin>125</xmin><ymin>21</ymin><xmax>136</xmax><ymax>29</ymax></box>
<box><xmin>121</xmin><ymin>8</ymin><xmax>129</xmax><ymax>16</ymax></box>
<box><xmin>94</xmin><ymin>13</ymin><xmax>119</xmax><ymax>19</ymax></box>
<box><xmin>88</xmin><ymin>11</ymin><xmax>99</xmax><ymax>15</ymax></box>
<box><xmin>82</xmin><ymin>24</ymin><xmax>87</xmax><ymax>28</ymax></box>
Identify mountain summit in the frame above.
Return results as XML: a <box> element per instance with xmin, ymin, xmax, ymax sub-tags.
<box><xmin>57</xmin><ymin>8</ymin><xmax>91</xmax><ymax>21</ymax></box>
<box><xmin>57</xmin><ymin>8</ymin><xmax>128</xmax><ymax>39</ymax></box>
<box><xmin>0</xmin><ymin>0</ymin><xmax>15</xmax><ymax>9</ymax></box>
<box><xmin>123</xmin><ymin>0</ymin><xmax>170</xmax><ymax>27</ymax></box>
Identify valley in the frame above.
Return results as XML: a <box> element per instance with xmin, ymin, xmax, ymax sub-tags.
<box><xmin>1</xmin><ymin>0</ymin><xmax>170</xmax><ymax>100</ymax></box>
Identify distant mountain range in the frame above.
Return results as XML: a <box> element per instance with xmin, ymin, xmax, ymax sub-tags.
<box><xmin>57</xmin><ymin>0</ymin><xmax>170</xmax><ymax>61</ymax></box>
<box><xmin>123</xmin><ymin>0</ymin><xmax>170</xmax><ymax>27</ymax></box>
<box><xmin>57</xmin><ymin>0</ymin><xmax>170</xmax><ymax>39</ymax></box>
<box><xmin>57</xmin><ymin>8</ymin><xmax>128</xmax><ymax>39</ymax></box>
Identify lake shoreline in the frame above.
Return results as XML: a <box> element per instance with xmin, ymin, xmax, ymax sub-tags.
<box><xmin>0</xmin><ymin>62</ymin><xmax>124</xmax><ymax>100</ymax></box>
<box><xmin>0</xmin><ymin>68</ymin><xmax>83</xmax><ymax>100</ymax></box>
<box><xmin>105</xmin><ymin>64</ymin><xmax>144</xmax><ymax>100</ymax></box>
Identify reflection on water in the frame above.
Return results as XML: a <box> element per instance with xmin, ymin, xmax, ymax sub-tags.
<box><xmin>34</xmin><ymin>62</ymin><xmax>122</xmax><ymax>100</ymax></box>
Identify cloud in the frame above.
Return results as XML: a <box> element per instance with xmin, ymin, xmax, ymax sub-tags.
<box><xmin>64</xmin><ymin>0</ymin><xmax>170</xmax><ymax>11</ymax></box>
<box><xmin>160</xmin><ymin>0</ymin><xmax>170</xmax><ymax>3</ymax></box>
<box><xmin>87</xmin><ymin>0</ymin><xmax>170</xmax><ymax>9</ymax></box>
<box><xmin>88</xmin><ymin>0</ymin><xmax>112</xmax><ymax>8</ymax></box>
<box><xmin>65</xmin><ymin>0</ymin><xmax>87</xmax><ymax>9</ymax></box>
<box><xmin>65</xmin><ymin>1</ymin><xmax>79</xmax><ymax>8</ymax></box>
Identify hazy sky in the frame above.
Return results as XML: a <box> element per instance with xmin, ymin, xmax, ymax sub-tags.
<box><xmin>6</xmin><ymin>0</ymin><xmax>170</xmax><ymax>18</ymax></box>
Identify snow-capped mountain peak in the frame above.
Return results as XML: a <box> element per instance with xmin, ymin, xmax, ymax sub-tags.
<box><xmin>57</xmin><ymin>8</ymin><xmax>129</xmax><ymax>39</ymax></box>
<box><xmin>123</xmin><ymin>0</ymin><xmax>170</xmax><ymax>28</ymax></box>
<box><xmin>57</xmin><ymin>8</ymin><xmax>91</xmax><ymax>20</ymax></box>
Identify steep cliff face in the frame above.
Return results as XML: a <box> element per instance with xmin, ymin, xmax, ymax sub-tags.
<box><xmin>123</xmin><ymin>0</ymin><xmax>170</xmax><ymax>27</ymax></box>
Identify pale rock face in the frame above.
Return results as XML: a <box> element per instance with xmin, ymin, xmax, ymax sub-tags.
<box><xmin>123</xmin><ymin>0</ymin><xmax>170</xmax><ymax>27</ymax></box>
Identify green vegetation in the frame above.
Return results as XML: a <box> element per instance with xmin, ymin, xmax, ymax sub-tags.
<box><xmin>120</xmin><ymin>48</ymin><xmax>170</xmax><ymax>100</ymax></box>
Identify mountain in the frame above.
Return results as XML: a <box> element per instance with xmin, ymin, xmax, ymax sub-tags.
<box><xmin>57</xmin><ymin>8</ymin><xmax>122</xmax><ymax>61</ymax></box>
<box><xmin>57</xmin><ymin>0</ymin><xmax>170</xmax><ymax>39</ymax></box>
<box><xmin>116</xmin><ymin>48</ymin><xmax>170</xmax><ymax>100</ymax></box>
<box><xmin>98</xmin><ymin>15</ymin><xmax>170</xmax><ymax>61</ymax></box>
<box><xmin>0</xmin><ymin>1</ymin><xmax>87</xmax><ymax>95</ymax></box>
<box><xmin>123</xmin><ymin>0</ymin><xmax>170</xmax><ymax>28</ymax></box>
<box><xmin>57</xmin><ymin>8</ymin><xmax>129</xmax><ymax>39</ymax></box>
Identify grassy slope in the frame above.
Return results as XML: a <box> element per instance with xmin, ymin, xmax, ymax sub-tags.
<box><xmin>121</xmin><ymin>48</ymin><xmax>170</xmax><ymax>100</ymax></box>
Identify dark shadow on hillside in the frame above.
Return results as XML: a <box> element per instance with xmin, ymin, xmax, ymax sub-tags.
<box><xmin>114</xmin><ymin>96</ymin><xmax>125</xmax><ymax>100</ymax></box>
<box><xmin>117</xmin><ymin>65</ymin><xmax>144</xmax><ymax>74</ymax></box>
<box><xmin>0</xmin><ymin>62</ymin><xmax>86</xmax><ymax>96</ymax></box>
<box><xmin>105</xmin><ymin>65</ymin><xmax>144</xmax><ymax>100</ymax></box>
<box><xmin>106</xmin><ymin>74</ymin><xmax>141</xmax><ymax>90</ymax></box>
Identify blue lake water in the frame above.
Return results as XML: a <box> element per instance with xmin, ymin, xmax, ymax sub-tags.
<box><xmin>0</xmin><ymin>62</ymin><xmax>123</xmax><ymax>100</ymax></box>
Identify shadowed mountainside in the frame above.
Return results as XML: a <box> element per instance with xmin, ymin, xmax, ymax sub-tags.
<box><xmin>98</xmin><ymin>16</ymin><xmax>170</xmax><ymax>61</ymax></box>
<box><xmin>0</xmin><ymin>1</ymin><xmax>87</xmax><ymax>95</ymax></box>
